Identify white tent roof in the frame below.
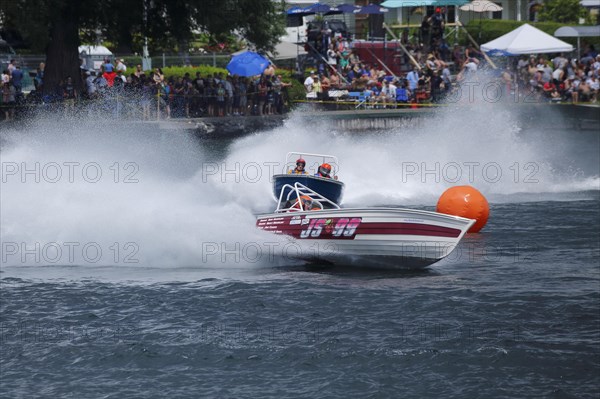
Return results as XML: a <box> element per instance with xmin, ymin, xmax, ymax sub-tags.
<box><xmin>481</xmin><ymin>24</ymin><xmax>574</xmax><ymax>56</ymax></box>
<box><xmin>78</xmin><ymin>45</ymin><xmax>113</xmax><ymax>56</ymax></box>
<box><xmin>580</xmin><ymin>0</ymin><xmax>600</xmax><ymax>7</ymax></box>
<box><xmin>554</xmin><ymin>25</ymin><xmax>600</xmax><ymax>38</ymax></box>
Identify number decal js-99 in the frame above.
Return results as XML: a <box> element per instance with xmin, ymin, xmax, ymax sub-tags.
<box><xmin>300</xmin><ymin>218</ymin><xmax>362</xmax><ymax>239</ymax></box>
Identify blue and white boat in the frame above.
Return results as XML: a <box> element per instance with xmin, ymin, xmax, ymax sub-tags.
<box><xmin>272</xmin><ymin>152</ymin><xmax>345</xmax><ymax>206</ymax></box>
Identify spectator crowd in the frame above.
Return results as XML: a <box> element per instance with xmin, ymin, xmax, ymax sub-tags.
<box><xmin>1</xmin><ymin>58</ymin><xmax>293</xmax><ymax>120</ymax></box>
<box><xmin>303</xmin><ymin>33</ymin><xmax>599</xmax><ymax>107</ymax></box>
<box><xmin>300</xmin><ymin>7</ymin><xmax>599</xmax><ymax>107</ymax></box>
<box><xmin>512</xmin><ymin>46</ymin><xmax>600</xmax><ymax>103</ymax></box>
<box><xmin>1</xmin><ymin>17</ymin><xmax>599</xmax><ymax>122</ymax></box>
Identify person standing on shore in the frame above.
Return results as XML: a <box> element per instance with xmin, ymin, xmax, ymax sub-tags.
<box><xmin>1</xmin><ymin>70</ymin><xmax>9</xmax><ymax>85</ymax></box>
<box><xmin>2</xmin><ymin>81</ymin><xmax>16</xmax><ymax>121</ymax></box>
<box><xmin>304</xmin><ymin>71</ymin><xmax>316</xmax><ymax>93</ymax></box>
<box><xmin>62</xmin><ymin>76</ymin><xmax>78</xmax><ymax>116</ymax></box>
<box><xmin>116</xmin><ymin>59</ymin><xmax>127</xmax><ymax>73</ymax></box>
<box><xmin>10</xmin><ymin>65</ymin><xmax>23</xmax><ymax>97</ymax></box>
<box><xmin>84</xmin><ymin>71</ymin><xmax>96</xmax><ymax>99</ymax></box>
<box><xmin>407</xmin><ymin>67</ymin><xmax>419</xmax><ymax>99</ymax></box>
<box><xmin>224</xmin><ymin>75</ymin><xmax>234</xmax><ymax>116</ymax></box>
<box><xmin>35</xmin><ymin>63</ymin><xmax>45</xmax><ymax>91</ymax></box>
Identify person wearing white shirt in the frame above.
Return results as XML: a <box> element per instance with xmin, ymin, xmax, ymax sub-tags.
<box><xmin>304</xmin><ymin>71</ymin><xmax>316</xmax><ymax>93</ymax></box>
<box><xmin>380</xmin><ymin>80</ymin><xmax>397</xmax><ymax>107</ymax></box>
<box><xmin>115</xmin><ymin>59</ymin><xmax>127</xmax><ymax>73</ymax></box>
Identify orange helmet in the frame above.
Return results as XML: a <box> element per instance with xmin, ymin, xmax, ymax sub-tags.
<box><xmin>319</xmin><ymin>163</ymin><xmax>332</xmax><ymax>176</ymax></box>
<box><xmin>300</xmin><ymin>195</ymin><xmax>313</xmax><ymax>209</ymax></box>
<box><xmin>292</xmin><ymin>195</ymin><xmax>313</xmax><ymax>210</ymax></box>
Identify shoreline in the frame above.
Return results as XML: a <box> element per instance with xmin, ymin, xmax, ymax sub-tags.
<box><xmin>1</xmin><ymin>102</ymin><xmax>597</xmax><ymax>137</ymax></box>
<box><xmin>146</xmin><ymin>102</ymin><xmax>600</xmax><ymax>137</ymax></box>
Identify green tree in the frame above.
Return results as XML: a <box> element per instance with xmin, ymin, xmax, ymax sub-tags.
<box><xmin>0</xmin><ymin>0</ymin><xmax>285</xmax><ymax>95</ymax></box>
<box><xmin>538</xmin><ymin>0</ymin><xmax>587</xmax><ymax>24</ymax></box>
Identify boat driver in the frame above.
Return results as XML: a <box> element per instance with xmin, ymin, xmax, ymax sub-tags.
<box><xmin>289</xmin><ymin>195</ymin><xmax>320</xmax><ymax>211</ymax></box>
<box><xmin>288</xmin><ymin>158</ymin><xmax>308</xmax><ymax>175</ymax></box>
<box><xmin>315</xmin><ymin>163</ymin><xmax>332</xmax><ymax>178</ymax></box>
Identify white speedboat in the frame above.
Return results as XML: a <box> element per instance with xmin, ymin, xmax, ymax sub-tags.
<box><xmin>256</xmin><ymin>183</ymin><xmax>475</xmax><ymax>270</ymax></box>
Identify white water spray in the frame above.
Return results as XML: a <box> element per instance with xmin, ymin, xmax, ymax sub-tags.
<box><xmin>1</xmin><ymin>98</ymin><xmax>598</xmax><ymax>268</ymax></box>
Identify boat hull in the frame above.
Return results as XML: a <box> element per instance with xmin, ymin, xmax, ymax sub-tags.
<box><xmin>256</xmin><ymin>208</ymin><xmax>474</xmax><ymax>270</ymax></box>
<box><xmin>273</xmin><ymin>174</ymin><xmax>345</xmax><ymax>205</ymax></box>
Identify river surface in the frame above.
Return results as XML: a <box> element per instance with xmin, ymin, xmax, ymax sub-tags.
<box><xmin>1</xmin><ymin>103</ymin><xmax>599</xmax><ymax>398</ymax></box>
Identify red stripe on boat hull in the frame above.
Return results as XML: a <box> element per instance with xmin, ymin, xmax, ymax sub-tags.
<box><xmin>355</xmin><ymin>223</ymin><xmax>461</xmax><ymax>238</ymax></box>
<box><xmin>257</xmin><ymin>217</ymin><xmax>461</xmax><ymax>239</ymax></box>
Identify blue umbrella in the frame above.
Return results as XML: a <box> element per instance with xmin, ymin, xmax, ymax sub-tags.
<box><xmin>286</xmin><ymin>6</ymin><xmax>306</xmax><ymax>15</ymax></box>
<box><xmin>303</xmin><ymin>3</ymin><xmax>341</xmax><ymax>15</ymax></box>
<box><xmin>226</xmin><ymin>51</ymin><xmax>270</xmax><ymax>77</ymax></box>
<box><xmin>382</xmin><ymin>0</ymin><xmax>468</xmax><ymax>6</ymax></box>
<box><xmin>354</xmin><ymin>4</ymin><xmax>390</xmax><ymax>14</ymax></box>
<box><xmin>337</xmin><ymin>3</ymin><xmax>361</xmax><ymax>13</ymax></box>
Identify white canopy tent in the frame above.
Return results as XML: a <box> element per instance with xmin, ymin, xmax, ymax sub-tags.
<box><xmin>78</xmin><ymin>45</ymin><xmax>113</xmax><ymax>70</ymax></box>
<box><xmin>78</xmin><ymin>45</ymin><xmax>112</xmax><ymax>57</ymax></box>
<box><xmin>554</xmin><ymin>26</ymin><xmax>600</xmax><ymax>58</ymax></box>
<box><xmin>481</xmin><ymin>23</ymin><xmax>574</xmax><ymax>56</ymax></box>
<box><xmin>459</xmin><ymin>0</ymin><xmax>503</xmax><ymax>12</ymax></box>
<box><xmin>580</xmin><ymin>0</ymin><xmax>600</xmax><ymax>6</ymax></box>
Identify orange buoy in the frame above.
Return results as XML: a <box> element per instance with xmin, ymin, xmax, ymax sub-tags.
<box><xmin>436</xmin><ymin>186</ymin><xmax>489</xmax><ymax>233</ymax></box>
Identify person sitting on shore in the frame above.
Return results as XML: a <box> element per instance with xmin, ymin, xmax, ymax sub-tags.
<box><xmin>543</xmin><ymin>80</ymin><xmax>557</xmax><ymax>99</ymax></box>
<box><xmin>329</xmin><ymin>73</ymin><xmax>340</xmax><ymax>90</ymax></box>
<box><xmin>380</xmin><ymin>79</ymin><xmax>397</xmax><ymax>108</ymax></box>
<box><xmin>315</xmin><ymin>163</ymin><xmax>332</xmax><ymax>178</ymax></box>
<box><xmin>578</xmin><ymin>79</ymin><xmax>592</xmax><ymax>102</ymax></box>
<box><xmin>565</xmin><ymin>76</ymin><xmax>579</xmax><ymax>103</ymax></box>
<box><xmin>321</xmin><ymin>74</ymin><xmax>331</xmax><ymax>94</ymax></box>
<box><xmin>586</xmin><ymin>73</ymin><xmax>599</xmax><ymax>102</ymax></box>
<box><xmin>289</xmin><ymin>158</ymin><xmax>308</xmax><ymax>175</ymax></box>
<box><xmin>550</xmin><ymin>88</ymin><xmax>562</xmax><ymax>102</ymax></box>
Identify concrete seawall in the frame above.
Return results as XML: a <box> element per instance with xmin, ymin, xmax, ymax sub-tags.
<box><xmin>151</xmin><ymin>104</ymin><xmax>599</xmax><ymax>137</ymax></box>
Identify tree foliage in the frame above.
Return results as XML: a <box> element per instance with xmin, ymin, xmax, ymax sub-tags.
<box><xmin>0</xmin><ymin>0</ymin><xmax>285</xmax><ymax>93</ymax></box>
<box><xmin>538</xmin><ymin>0</ymin><xmax>588</xmax><ymax>24</ymax></box>
<box><xmin>1</xmin><ymin>0</ymin><xmax>285</xmax><ymax>53</ymax></box>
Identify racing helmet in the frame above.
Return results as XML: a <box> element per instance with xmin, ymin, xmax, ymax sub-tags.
<box><xmin>296</xmin><ymin>158</ymin><xmax>306</xmax><ymax>167</ymax></box>
<box><xmin>300</xmin><ymin>195</ymin><xmax>313</xmax><ymax>209</ymax></box>
<box><xmin>319</xmin><ymin>163</ymin><xmax>332</xmax><ymax>176</ymax></box>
